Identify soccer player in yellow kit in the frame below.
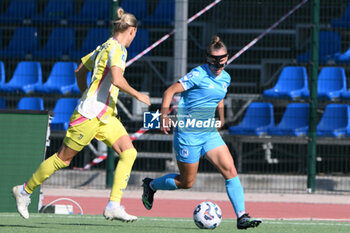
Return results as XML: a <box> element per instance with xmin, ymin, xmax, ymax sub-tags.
<box><xmin>12</xmin><ymin>8</ymin><xmax>150</xmax><ymax>222</ymax></box>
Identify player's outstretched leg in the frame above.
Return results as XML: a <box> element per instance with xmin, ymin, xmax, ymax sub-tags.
<box><xmin>142</xmin><ymin>178</ymin><xmax>156</xmax><ymax>210</ymax></box>
<box><xmin>237</xmin><ymin>213</ymin><xmax>262</xmax><ymax>229</ymax></box>
<box><xmin>12</xmin><ymin>185</ymin><xmax>31</xmax><ymax>219</ymax></box>
<box><xmin>103</xmin><ymin>205</ymin><xmax>137</xmax><ymax>222</ymax></box>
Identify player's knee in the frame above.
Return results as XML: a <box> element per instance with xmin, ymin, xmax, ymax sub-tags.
<box><xmin>221</xmin><ymin>166</ymin><xmax>237</xmax><ymax>180</ymax></box>
<box><xmin>120</xmin><ymin>148</ymin><xmax>137</xmax><ymax>162</ymax></box>
<box><xmin>228</xmin><ymin>167</ymin><xmax>237</xmax><ymax>178</ymax></box>
<box><xmin>57</xmin><ymin>153</ymin><xmax>73</xmax><ymax>165</ymax></box>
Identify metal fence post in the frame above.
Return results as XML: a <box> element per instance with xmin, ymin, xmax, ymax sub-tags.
<box><xmin>174</xmin><ymin>0</ymin><xmax>188</xmax><ymax>82</ymax></box>
<box><xmin>111</xmin><ymin>0</ymin><xmax>119</xmax><ymax>21</ymax></box>
<box><xmin>307</xmin><ymin>0</ymin><xmax>320</xmax><ymax>193</ymax></box>
<box><xmin>106</xmin><ymin>147</ymin><xmax>115</xmax><ymax>188</ymax></box>
<box><xmin>106</xmin><ymin>0</ymin><xmax>119</xmax><ymax>188</ymax></box>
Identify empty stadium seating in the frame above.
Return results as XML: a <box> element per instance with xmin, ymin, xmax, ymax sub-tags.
<box><xmin>263</xmin><ymin>66</ymin><xmax>309</xmax><ymax>100</ymax></box>
<box><xmin>317</xmin><ymin>67</ymin><xmax>347</xmax><ymax>100</ymax></box>
<box><xmin>0</xmin><ymin>61</ymin><xmax>4</xmax><ymax>85</ymax></box>
<box><xmin>229</xmin><ymin>102</ymin><xmax>274</xmax><ymax>136</ymax></box>
<box><xmin>121</xmin><ymin>0</ymin><xmax>148</xmax><ymax>22</ymax></box>
<box><xmin>0</xmin><ymin>0</ymin><xmax>37</xmax><ymax>24</ymax></box>
<box><xmin>128</xmin><ymin>28</ymin><xmax>150</xmax><ymax>59</ymax></box>
<box><xmin>69</xmin><ymin>28</ymin><xmax>110</xmax><ymax>59</ymax></box>
<box><xmin>331</xmin><ymin>3</ymin><xmax>350</xmax><ymax>28</ymax></box>
<box><xmin>68</xmin><ymin>0</ymin><xmax>110</xmax><ymax>25</ymax></box>
<box><xmin>142</xmin><ymin>0</ymin><xmax>175</xmax><ymax>26</ymax></box>
<box><xmin>35</xmin><ymin>62</ymin><xmax>77</xmax><ymax>95</ymax></box>
<box><xmin>0</xmin><ymin>61</ymin><xmax>42</xmax><ymax>94</ymax></box>
<box><xmin>316</xmin><ymin>104</ymin><xmax>350</xmax><ymax>138</ymax></box>
<box><xmin>33</xmin><ymin>27</ymin><xmax>75</xmax><ymax>59</ymax></box>
<box><xmin>0</xmin><ymin>97</ymin><xmax>6</xmax><ymax>109</ymax></box>
<box><xmin>17</xmin><ymin>97</ymin><xmax>44</xmax><ymax>110</ymax></box>
<box><xmin>50</xmin><ymin>98</ymin><xmax>79</xmax><ymax>131</ymax></box>
<box><xmin>0</xmin><ymin>27</ymin><xmax>38</xmax><ymax>58</ymax></box>
<box><xmin>267</xmin><ymin>103</ymin><xmax>309</xmax><ymax>136</ymax></box>
<box><xmin>297</xmin><ymin>31</ymin><xmax>341</xmax><ymax>64</ymax></box>
<box><xmin>33</xmin><ymin>0</ymin><xmax>74</xmax><ymax>24</ymax></box>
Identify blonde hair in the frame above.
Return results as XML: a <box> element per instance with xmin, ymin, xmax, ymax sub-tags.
<box><xmin>113</xmin><ymin>7</ymin><xmax>137</xmax><ymax>34</ymax></box>
<box><xmin>206</xmin><ymin>36</ymin><xmax>227</xmax><ymax>54</ymax></box>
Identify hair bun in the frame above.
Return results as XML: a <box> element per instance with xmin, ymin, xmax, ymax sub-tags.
<box><xmin>116</xmin><ymin>7</ymin><xmax>124</xmax><ymax>20</ymax></box>
<box><xmin>211</xmin><ymin>36</ymin><xmax>220</xmax><ymax>45</ymax></box>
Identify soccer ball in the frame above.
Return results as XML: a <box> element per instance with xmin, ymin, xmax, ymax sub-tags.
<box><xmin>193</xmin><ymin>201</ymin><xmax>222</xmax><ymax>229</ymax></box>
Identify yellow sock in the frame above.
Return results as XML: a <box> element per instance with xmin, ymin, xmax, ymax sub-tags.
<box><xmin>109</xmin><ymin>148</ymin><xmax>137</xmax><ymax>203</ymax></box>
<box><xmin>25</xmin><ymin>153</ymin><xmax>68</xmax><ymax>194</ymax></box>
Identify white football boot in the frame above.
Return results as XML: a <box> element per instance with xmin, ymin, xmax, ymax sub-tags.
<box><xmin>103</xmin><ymin>206</ymin><xmax>137</xmax><ymax>222</ymax></box>
<box><xmin>12</xmin><ymin>185</ymin><xmax>31</xmax><ymax>219</ymax></box>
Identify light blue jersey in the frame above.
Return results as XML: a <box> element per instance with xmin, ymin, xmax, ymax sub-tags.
<box><xmin>175</xmin><ymin>64</ymin><xmax>231</xmax><ymax>146</ymax></box>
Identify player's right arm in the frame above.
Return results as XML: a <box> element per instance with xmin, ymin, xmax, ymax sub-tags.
<box><xmin>75</xmin><ymin>63</ymin><xmax>89</xmax><ymax>94</ymax></box>
<box><xmin>110</xmin><ymin>66</ymin><xmax>150</xmax><ymax>106</ymax></box>
<box><xmin>161</xmin><ymin>82</ymin><xmax>184</xmax><ymax>134</ymax></box>
<box><xmin>76</xmin><ymin>48</ymin><xmax>100</xmax><ymax>94</ymax></box>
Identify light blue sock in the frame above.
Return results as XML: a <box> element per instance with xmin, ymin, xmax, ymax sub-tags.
<box><xmin>226</xmin><ymin>176</ymin><xmax>245</xmax><ymax>217</ymax></box>
<box><xmin>151</xmin><ymin>173</ymin><xmax>178</xmax><ymax>190</ymax></box>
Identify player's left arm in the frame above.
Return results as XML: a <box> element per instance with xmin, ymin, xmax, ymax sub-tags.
<box><xmin>217</xmin><ymin>99</ymin><xmax>225</xmax><ymax>130</ymax></box>
<box><xmin>110</xmin><ymin>66</ymin><xmax>150</xmax><ymax>106</ymax></box>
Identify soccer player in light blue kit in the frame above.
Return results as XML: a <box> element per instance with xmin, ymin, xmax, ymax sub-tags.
<box><xmin>142</xmin><ymin>36</ymin><xmax>261</xmax><ymax>229</ymax></box>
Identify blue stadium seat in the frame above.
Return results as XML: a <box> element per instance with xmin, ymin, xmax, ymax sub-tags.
<box><xmin>51</xmin><ymin>98</ymin><xmax>79</xmax><ymax>131</ymax></box>
<box><xmin>33</xmin><ymin>28</ymin><xmax>75</xmax><ymax>59</ymax></box>
<box><xmin>68</xmin><ymin>0</ymin><xmax>110</xmax><ymax>25</ymax></box>
<box><xmin>335</xmin><ymin>47</ymin><xmax>350</xmax><ymax>63</ymax></box>
<box><xmin>128</xmin><ymin>28</ymin><xmax>150</xmax><ymax>59</ymax></box>
<box><xmin>33</xmin><ymin>0</ymin><xmax>74</xmax><ymax>24</ymax></box>
<box><xmin>334</xmin><ymin>46</ymin><xmax>350</xmax><ymax>64</ymax></box>
<box><xmin>142</xmin><ymin>0</ymin><xmax>174</xmax><ymax>26</ymax></box>
<box><xmin>0</xmin><ymin>0</ymin><xmax>37</xmax><ymax>24</ymax></box>
<box><xmin>263</xmin><ymin>66</ymin><xmax>309</xmax><ymax>100</ymax></box>
<box><xmin>121</xmin><ymin>0</ymin><xmax>148</xmax><ymax>22</ymax></box>
<box><xmin>0</xmin><ymin>61</ymin><xmax>5</xmax><ymax>85</ymax></box>
<box><xmin>0</xmin><ymin>97</ymin><xmax>6</xmax><ymax>109</ymax></box>
<box><xmin>71</xmin><ymin>72</ymin><xmax>92</xmax><ymax>94</ymax></box>
<box><xmin>317</xmin><ymin>104</ymin><xmax>350</xmax><ymax>138</ymax></box>
<box><xmin>35</xmin><ymin>62</ymin><xmax>77</xmax><ymax>95</ymax></box>
<box><xmin>229</xmin><ymin>102</ymin><xmax>274</xmax><ymax>136</ymax></box>
<box><xmin>341</xmin><ymin>90</ymin><xmax>350</xmax><ymax>99</ymax></box>
<box><xmin>0</xmin><ymin>61</ymin><xmax>42</xmax><ymax>94</ymax></box>
<box><xmin>17</xmin><ymin>97</ymin><xmax>44</xmax><ymax>110</ymax></box>
<box><xmin>297</xmin><ymin>31</ymin><xmax>341</xmax><ymax>64</ymax></box>
<box><xmin>69</xmin><ymin>28</ymin><xmax>110</xmax><ymax>59</ymax></box>
<box><xmin>267</xmin><ymin>103</ymin><xmax>309</xmax><ymax>137</ymax></box>
<box><xmin>331</xmin><ymin>3</ymin><xmax>350</xmax><ymax>28</ymax></box>
<box><xmin>0</xmin><ymin>27</ymin><xmax>39</xmax><ymax>58</ymax></box>
<box><xmin>317</xmin><ymin>67</ymin><xmax>347</xmax><ymax>100</ymax></box>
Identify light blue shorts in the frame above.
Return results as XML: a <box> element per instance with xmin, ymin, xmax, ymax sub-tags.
<box><xmin>174</xmin><ymin>132</ymin><xmax>226</xmax><ymax>163</ymax></box>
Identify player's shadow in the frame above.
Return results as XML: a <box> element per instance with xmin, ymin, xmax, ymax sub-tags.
<box><xmin>40</xmin><ymin>222</ymin><xmax>195</xmax><ymax>230</ymax></box>
<box><xmin>0</xmin><ymin>224</ymin><xmax>43</xmax><ymax>229</ymax></box>
<box><xmin>39</xmin><ymin>222</ymin><xmax>123</xmax><ymax>228</ymax></box>
<box><xmin>140</xmin><ymin>225</ymin><xmax>195</xmax><ymax>230</ymax></box>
